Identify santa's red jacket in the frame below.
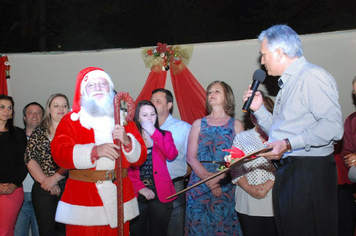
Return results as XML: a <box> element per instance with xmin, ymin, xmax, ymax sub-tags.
<box><xmin>51</xmin><ymin>109</ymin><xmax>146</xmax><ymax>228</ymax></box>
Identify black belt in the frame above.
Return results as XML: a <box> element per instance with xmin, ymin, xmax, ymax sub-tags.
<box><xmin>200</xmin><ymin>161</ymin><xmax>226</xmax><ymax>165</ymax></box>
<box><xmin>272</xmin><ymin>156</ymin><xmax>305</xmax><ymax>169</ymax></box>
<box><xmin>172</xmin><ymin>176</ymin><xmax>184</xmax><ymax>183</ymax></box>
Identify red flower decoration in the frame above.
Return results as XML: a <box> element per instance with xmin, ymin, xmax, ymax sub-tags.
<box><xmin>222</xmin><ymin>147</ymin><xmax>245</xmax><ymax>159</ymax></box>
<box><xmin>156</xmin><ymin>43</ymin><xmax>167</xmax><ymax>53</ymax></box>
<box><xmin>166</xmin><ymin>47</ymin><xmax>174</xmax><ymax>55</ymax></box>
<box><xmin>173</xmin><ymin>59</ymin><xmax>181</xmax><ymax>65</ymax></box>
<box><xmin>147</xmin><ymin>49</ymin><xmax>153</xmax><ymax>56</ymax></box>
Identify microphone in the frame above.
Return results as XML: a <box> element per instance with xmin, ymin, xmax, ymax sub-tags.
<box><xmin>242</xmin><ymin>69</ymin><xmax>266</xmax><ymax>113</ymax></box>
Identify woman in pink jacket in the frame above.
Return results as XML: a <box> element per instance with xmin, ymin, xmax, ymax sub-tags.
<box><xmin>129</xmin><ymin>100</ymin><xmax>178</xmax><ymax>236</ymax></box>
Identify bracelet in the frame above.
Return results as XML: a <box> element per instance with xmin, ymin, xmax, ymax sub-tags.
<box><xmin>53</xmin><ymin>174</ymin><xmax>59</xmax><ymax>182</ymax></box>
<box><xmin>284</xmin><ymin>138</ymin><xmax>292</xmax><ymax>152</ymax></box>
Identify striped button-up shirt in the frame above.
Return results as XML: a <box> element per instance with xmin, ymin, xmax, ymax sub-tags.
<box><xmin>254</xmin><ymin>56</ymin><xmax>343</xmax><ymax>157</ymax></box>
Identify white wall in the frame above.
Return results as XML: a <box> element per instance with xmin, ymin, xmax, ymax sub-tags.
<box><xmin>3</xmin><ymin>29</ymin><xmax>356</xmax><ymax>128</ymax></box>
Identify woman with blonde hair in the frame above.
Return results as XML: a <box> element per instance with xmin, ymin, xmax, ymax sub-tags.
<box><xmin>25</xmin><ymin>93</ymin><xmax>69</xmax><ymax>236</ymax></box>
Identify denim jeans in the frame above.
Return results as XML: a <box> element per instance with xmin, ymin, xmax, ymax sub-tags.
<box><xmin>14</xmin><ymin>192</ymin><xmax>39</xmax><ymax>236</ymax></box>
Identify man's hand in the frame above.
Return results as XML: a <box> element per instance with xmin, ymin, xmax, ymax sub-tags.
<box><xmin>344</xmin><ymin>153</ymin><xmax>356</xmax><ymax>168</ymax></box>
<box><xmin>139</xmin><ymin>187</ymin><xmax>155</xmax><ymax>200</ymax></box>
<box><xmin>96</xmin><ymin>143</ymin><xmax>120</xmax><ymax>160</ymax></box>
<box><xmin>242</xmin><ymin>85</ymin><xmax>264</xmax><ymax>112</ymax></box>
<box><xmin>113</xmin><ymin>124</ymin><xmax>131</xmax><ymax>146</ymax></box>
<box><xmin>258</xmin><ymin>140</ymin><xmax>287</xmax><ymax>160</ymax></box>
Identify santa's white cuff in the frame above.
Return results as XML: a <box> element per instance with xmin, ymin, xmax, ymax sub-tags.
<box><xmin>123</xmin><ymin>133</ymin><xmax>141</xmax><ymax>163</ymax></box>
<box><xmin>73</xmin><ymin>143</ymin><xmax>96</xmax><ymax>169</ymax></box>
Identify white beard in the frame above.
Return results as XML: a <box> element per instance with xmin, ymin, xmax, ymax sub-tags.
<box><xmin>81</xmin><ymin>90</ymin><xmax>115</xmax><ymax>118</ymax></box>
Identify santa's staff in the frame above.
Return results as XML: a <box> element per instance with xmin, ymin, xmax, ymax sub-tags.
<box><xmin>114</xmin><ymin>92</ymin><xmax>135</xmax><ymax>236</ymax></box>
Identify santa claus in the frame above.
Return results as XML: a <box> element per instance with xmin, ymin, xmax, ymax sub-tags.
<box><xmin>51</xmin><ymin>67</ymin><xmax>146</xmax><ymax>236</ymax></box>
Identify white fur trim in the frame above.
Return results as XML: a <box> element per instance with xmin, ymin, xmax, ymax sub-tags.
<box><xmin>81</xmin><ymin>70</ymin><xmax>114</xmax><ymax>95</ymax></box>
<box><xmin>96</xmin><ymin>181</ymin><xmax>117</xmax><ymax>227</ymax></box>
<box><xmin>73</xmin><ymin>144</ymin><xmax>96</xmax><ymax>169</ymax></box>
<box><xmin>123</xmin><ymin>133</ymin><xmax>142</xmax><ymax>163</ymax></box>
<box><xmin>70</xmin><ymin>112</ymin><xmax>79</xmax><ymax>121</ymax></box>
<box><xmin>124</xmin><ymin>197</ymin><xmax>139</xmax><ymax>222</ymax></box>
<box><xmin>55</xmin><ymin>196</ymin><xmax>139</xmax><ymax>226</ymax></box>
<box><xmin>55</xmin><ymin>201</ymin><xmax>108</xmax><ymax>226</ymax></box>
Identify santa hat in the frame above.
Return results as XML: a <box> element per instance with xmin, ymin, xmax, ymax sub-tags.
<box><xmin>71</xmin><ymin>67</ymin><xmax>114</xmax><ymax>121</ymax></box>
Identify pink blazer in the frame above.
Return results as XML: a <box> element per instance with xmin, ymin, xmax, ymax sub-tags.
<box><xmin>129</xmin><ymin>129</ymin><xmax>178</xmax><ymax>203</ymax></box>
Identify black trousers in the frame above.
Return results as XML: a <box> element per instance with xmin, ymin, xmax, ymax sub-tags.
<box><xmin>32</xmin><ymin>179</ymin><xmax>66</xmax><ymax>236</ymax></box>
<box><xmin>237</xmin><ymin>212</ymin><xmax>277</xmax><ymax>236</ymax></box>
<box><xmin>273</xmin><ymin>154</ymin><xmax>338</xmax><ymax>236</ymax></box>
<box><xmin>338</xmin><ymin>184</ymin><xmax>356</xmax><ymax>236</ymax></box>
<box><xmin>130</xmin><ymin>187</ymin><xmax>173</xmax><ymax>236</ymax></box>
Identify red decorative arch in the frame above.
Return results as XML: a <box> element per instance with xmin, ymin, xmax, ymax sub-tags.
<box><xmin>0</xmin><ymin>56</ymin><xmax>9</xmax><ymax>95</ymax></box>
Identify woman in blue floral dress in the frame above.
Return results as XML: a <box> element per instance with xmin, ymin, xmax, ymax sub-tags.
<box><xmin>185</xmin><ymin>81</ymin><xmax>244</xmax><ymax>236</ymax></box>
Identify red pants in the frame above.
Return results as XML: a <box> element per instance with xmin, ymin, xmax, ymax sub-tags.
<box><xmin>66</xmin><ymin>222</ymin><xmax>129</xmax><ymax>236</ymax></box>
<box><xmin>0</xmin><ymin>187</ymin><xmax>24</xmax><ymax>236</ymax></box>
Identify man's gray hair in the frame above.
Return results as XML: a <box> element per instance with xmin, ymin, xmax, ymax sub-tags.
<box><xmin>258</xmin><ymin>24</ymin><xmax>303</xmax><ymax>58</ymax></box>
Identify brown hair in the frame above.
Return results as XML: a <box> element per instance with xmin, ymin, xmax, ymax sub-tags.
<box><xmin>0</xmin><ymin>94</ymin><xmax>14</xmax><ymax>131</ymax></box>
<box><xmin>206</xmin><ymin>81</ymin><xmax>235</xmax><ymax>117</ymax></box>
<box><xmin>263</xmin><ymin>95</ymin><xmax>274</xmax><ymax>114</ymax></box>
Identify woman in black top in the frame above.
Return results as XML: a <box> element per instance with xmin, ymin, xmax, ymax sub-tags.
<box><xmin>0</xmin><ymin>94</ymin><xmax>28</xmax><ymax>235</ymax></box>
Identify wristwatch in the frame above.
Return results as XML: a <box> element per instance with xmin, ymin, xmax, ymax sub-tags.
<box><xmin>284</xmin><ymin>138</ymin><xmax>292</xmax><ymax>152</ymax></box>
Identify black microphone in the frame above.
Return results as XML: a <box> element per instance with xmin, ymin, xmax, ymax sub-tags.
<box><xmin>242</xmin><ymin>69</ymin><xmax>266</xmax><ymax>113</ymax></box>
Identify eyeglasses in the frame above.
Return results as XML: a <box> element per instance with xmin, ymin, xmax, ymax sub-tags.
<box><xmin>86</xmin><ymin>82</ymin><xmax>109</xmax><ymax>90</ymax></box>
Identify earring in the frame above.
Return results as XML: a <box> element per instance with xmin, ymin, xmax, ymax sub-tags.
<box><xmin>9</xmin><ymin>115</ymin><xmax>12</xmax><ymax>119</ymax></box>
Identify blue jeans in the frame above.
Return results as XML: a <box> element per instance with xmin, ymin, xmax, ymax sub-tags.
<box><xmin>14</xmin><ymin>192</ymin><xmax>39</xmax><ymax>236</ymax></box>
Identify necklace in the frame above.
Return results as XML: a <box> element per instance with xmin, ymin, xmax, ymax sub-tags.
<box><xmin>143</xmin><ymin>134</ymin><xmax>151</xmax><ymax>141</ymax></box>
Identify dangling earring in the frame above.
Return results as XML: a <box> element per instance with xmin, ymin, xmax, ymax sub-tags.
<box><xmin>9</xmin><ymin>115</ymin><xmax>12</xmax><ymax>119</ymax></box>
